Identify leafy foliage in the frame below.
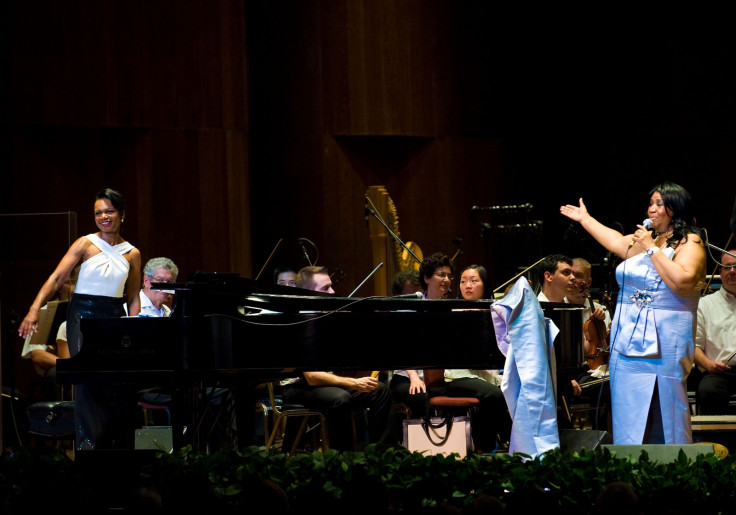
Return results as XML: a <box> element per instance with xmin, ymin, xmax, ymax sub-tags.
<box><xmin>2</xmin><ymin>444</ymin><xmax>735</xmax><ymax>513</ymax></box>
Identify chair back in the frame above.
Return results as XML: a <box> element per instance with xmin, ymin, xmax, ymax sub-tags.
<box><xmin>423</xmin><ymin>369</ymin><xmax>447</xmax><ymax>395</ymax></box>
<box><xmin>423</xmin><ymin>369</ymin><xmax>480</xmax><ymax>410</ymax></box>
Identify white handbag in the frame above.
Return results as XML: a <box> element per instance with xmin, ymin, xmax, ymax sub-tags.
<box><xmin>402</xmin><ymin>415</ymin><xmax>472</xmax><ymax>458</ymax></box>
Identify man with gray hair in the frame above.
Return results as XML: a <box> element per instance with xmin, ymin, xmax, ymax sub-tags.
<box><xmin>139</xmin><ymin>257</ymin><xmax>179</xmax><ymax>317</ymax></box>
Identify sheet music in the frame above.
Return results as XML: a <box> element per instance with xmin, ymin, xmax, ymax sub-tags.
<box><xmin>27</xmin><ymin>300</ymin><xmax>63</xmax><ymax>349</ymax></box>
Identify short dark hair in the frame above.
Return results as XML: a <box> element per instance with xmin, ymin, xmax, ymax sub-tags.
<box><xmin>273</xmin><ymin>265</ymin><xmax>298</xmax><ymax>284</ymax></box>
<box><xmin>419</xmin><ymin>253</ymin><xmax>453</xmax><ymax>291</ymax></box>
<box><xmin>537</xmin><ymin>254</ymin><xmax>572</xmax><ymax>276</ymax></box>
<box><xmin>392</xmin><ymin>269</ymin><xmax>421</xmax><ymax>296</ymax></box>
<box><xmin>96</xmin><ymin>188</ymin><xmax>127</xmax><ymax>214</ymax></box>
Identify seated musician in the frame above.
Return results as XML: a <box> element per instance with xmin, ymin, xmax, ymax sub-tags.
<box><xmin>538</xmin><ymin>254</ymin><xmax>610</xmax><ymax>430</ymax></box>
<box><xmin>386</xmin><ymin>269</ymin><xmax>428</xmax><ymax>445</ymax></box>
<box><xmin>21</xmin><ymin>319</ymin><xmax>71</xmax><ymax>401</ymax></box>
<box><xmin>389</xmin><ymin>254</ymin><xmax>452</xmax><ymax>442</ymax></box>
<box><xmin>273</xmin><ymin>265</ymin><xmax>298</xmax><ymax>287</ymax></box>
<box><xmin>137</xmin><ymin>257</ymin><xmax>179</xmax><ymax>405</ymax></box>
<box><xmin>567</xmin><ymin>258</ymin><xmax>611</xmax><ymax>391</ymax></box>
<box><xmin>448</xmin><ymin>263</ymin><xmax>511</xmax><ymax>453</ymax></box>
<box><xmin>136</xmin><ymin>257</ymin><xmax>236</xmax><ymax>448</ymax></box>
<box><xmin>694</xmin><ymin>248</ymin><xmax>736</xmax><ymax>415</ymax></box>
<box><xmin>20</xmin><ymin>274</ymin><xmax>75</xmax><ymax>401</ymax></box>
<box><xmin>280</xmin><ymin>266</ymin><xmax>393</xmax><ymax>451</ymax></box>
<box><xmin>392</xmin><ymin>269</ymin><xmax>424</xmax><ymax>297</ymax></box>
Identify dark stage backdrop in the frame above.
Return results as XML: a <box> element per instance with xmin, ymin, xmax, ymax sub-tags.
<box><xmin>3</xmin><ymin>2</ymin><xmax>734</xmax><ymax>412</ymax></box>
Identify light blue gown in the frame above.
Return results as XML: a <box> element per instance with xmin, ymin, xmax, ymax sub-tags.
<box><xmin>609</xmin><ymin>248</ymin><xmax>698</xmax><ymax>444</ymax></box>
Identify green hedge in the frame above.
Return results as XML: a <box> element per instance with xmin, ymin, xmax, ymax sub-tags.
<box><xmin>2</xmin><ymin>445</ymin><xmax>735</xmax><ymax>513</ymax></box>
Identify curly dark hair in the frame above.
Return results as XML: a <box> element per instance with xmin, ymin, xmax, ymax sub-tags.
<box><xmin>419</xmin><ymin>252</ymin><xmax>453</xmax><ymax>291</ymax></box>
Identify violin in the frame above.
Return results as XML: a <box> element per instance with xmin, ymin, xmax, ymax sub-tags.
<box><xmin>580</xmin><ymin>284</ymin><xmax>610</xmax><ymax>370</ymax></box>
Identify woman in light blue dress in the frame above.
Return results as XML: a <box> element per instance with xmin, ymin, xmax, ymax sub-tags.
<box><xmin>560</xmin><ymin>181</ymin><xmax>706</xmax><ymax>444</ymax></box>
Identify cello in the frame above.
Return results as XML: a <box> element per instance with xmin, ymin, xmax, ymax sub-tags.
<box><xmin>580</xmin><ymin>284</ymin><xmax>610</xmax><ymax>370</ymax></box>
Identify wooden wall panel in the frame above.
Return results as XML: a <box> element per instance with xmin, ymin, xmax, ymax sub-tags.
<box><xmin>11</xmin><ymin>0</ymin><xmax>247</xmax><ymax>129</ymax></box>
<box><xmin>4</xmin><ymin>1</ymin><xmax>252</xmax><ymax>416</ymax></box>
<box><xmin>4</xmin><ymin>2</ymin><xmax>736</xmax><ymax>410</ymax></box>
<box><xmin>324</xmin><ymin>0</ymin><xmax>448</xmax><ymax>136</ymax></box>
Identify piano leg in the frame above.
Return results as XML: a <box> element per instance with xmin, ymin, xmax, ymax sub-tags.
<box><xmin>231</xmin><ymin>384</ymin><xmax>258</xmax><ymax>450</ymax></box>
<box><xmin>171</xmin><ymin>386</ymin><xmax>189</xmax><ymax>451</ymax></box>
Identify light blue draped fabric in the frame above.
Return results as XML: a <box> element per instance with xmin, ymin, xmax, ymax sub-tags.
<box><xmin>491</xmin><ymin>277</ymin><xmax>559</xmax><ymax>459</ymax></box>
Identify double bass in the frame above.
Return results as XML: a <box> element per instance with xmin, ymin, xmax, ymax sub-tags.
<box><xmin>580</xmin><ymin>284</ymin><xmax>610</xmax><ymax>370</ymax></box>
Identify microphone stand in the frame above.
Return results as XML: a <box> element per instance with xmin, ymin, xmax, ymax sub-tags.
<box><xmin>492</xmin><ymin>257</ymin><xmax>545</xmax><ymax>295</ymax></box>
<box><xmin>707</xmin><ymin>242</ymin><xmax>736</xmax><ymax>259</ymax></box>
<box><xmin>348</xmin><ymin>262</ymin><xmax>384</xmax><ymax>297</ymax></box>
<box><xmin>703</xmin><ymin>236</ymin><xmax>735</xmax><ymax>293</ymax></box>
<box><xmin>254</xmin><ymin>238</ymin><xmax>284</xmax><ymax>281</ymax></box>
<box><xmin>365</xmin><ymin>199</ymin><xmax>422</xmax><ymax>266</ymax></box>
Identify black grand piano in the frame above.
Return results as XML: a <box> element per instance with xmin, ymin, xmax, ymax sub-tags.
<box><xmin>57</xmin><ymin>274</ymin><xmax>582</xmax><ymax>450</ymax></box>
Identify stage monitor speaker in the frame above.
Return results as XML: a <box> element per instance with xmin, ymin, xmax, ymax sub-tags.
<box><xmin>601</xmin><ymin>444</ymin><xmax>715</xmax><ymax>462</ymax></box>
<box><xmin>135</xmin><ymin>426</ymin><xmax>173</xmax><ymax>453</ymax></box>
<box><xmin>559</xmin><ymin>429</ymin><xmax>612</xmax><ymax>453</ymax></box>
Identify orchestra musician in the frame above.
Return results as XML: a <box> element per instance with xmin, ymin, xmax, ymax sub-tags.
<box><xmin>137</xmin><ymin>257</ymin><xmax>179</xmax><ymax>406</ymax></box>
<box><xmin>694</xmin><ymin>248</ymin><xmax>736</xmax><ymax>415</ymax></box>
<box><xmin>387</xmin><ymin>253</ymin><xmax>454</xmax><ymax>443</ymax></box>
<box><xmin>281</xmin><ymin>266</ymin><xmax>392</xmax><ymax>451</ymax></box>
<box><xmin>20</xmin><ymin>272</ymin><xmax>75</xmax><ymax>401</ymax></box>
<box><xmin>449</xmin><ymin>264</ymin><xmax>511</xmax><ymax>453</ymax></box>
<box><xmin>561</xmin><ymin>181</ymin><xmax>707</xmax><ymax>445</ymax></box>
<box><xmin>392</xmin><ymin>269</ymin><xmax>423</xmax><ymax>296</ymax></box>
<box><xmin>566</xmin><ymin>257</ymin><xmax>611</xmax><ymax>394</ymax></box>
<box><xmin>273</xmin><ymin>265</ymin><xmax>298</xmax><ymax>287</ymax></box>
<box><xmin>535</xmin><ymin>254</ymin><xmax>577</xmax><ymax>304</ymax></box>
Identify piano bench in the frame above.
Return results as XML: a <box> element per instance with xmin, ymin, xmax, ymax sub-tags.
<box><xmin>27</xmin><ymin>400</ymin><xmax>76</xmax><ymax>438</ymax></box>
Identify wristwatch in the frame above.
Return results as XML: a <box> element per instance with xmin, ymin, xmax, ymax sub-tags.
<box><xmin>646</xmin><ymin>247</ymin><xmax>660</xmax><ymax>257</ymax></box>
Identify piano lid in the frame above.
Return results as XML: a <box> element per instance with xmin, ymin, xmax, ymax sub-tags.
<box><xmin>152</xmin><ymin>273</ymin><xmax>493</xmax><ymax>315</ymax></box>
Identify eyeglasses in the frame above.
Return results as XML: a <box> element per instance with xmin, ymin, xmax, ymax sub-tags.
<box><xmin>434</xmin><ymin>272</ymin><xmax>454</xmax><ymax>280</ymax></box>
<box><xmin>150</xmin><ymin>276</ymin><xmax>175</xmax><ymax>284</ymax></box>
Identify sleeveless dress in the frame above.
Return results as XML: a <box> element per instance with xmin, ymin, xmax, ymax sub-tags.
<box><xmin>69</xmin><ymin>233</ymin><xmax>135</xmax><ymax>450</ymax></box>
<box><xmin>608</xmin><ymin>247</ymin><xmax>698</xmax><ymax>444</ymax></box>
<box><xmin>67</xmin><ymin>233</ymin><xmax>133</xmax><ymax>356</ymax></box>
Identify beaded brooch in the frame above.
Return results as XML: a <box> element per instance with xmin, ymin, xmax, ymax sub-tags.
<box><xmin>630</xmin><ymin>289</ymin><xmax>654</xmax><ymax>307</ymax></box>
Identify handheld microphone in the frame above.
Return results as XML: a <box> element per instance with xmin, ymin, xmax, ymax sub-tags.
<box><xmin>629</xmin><ymin>219</ymin><xmax>654</xmax><ymax>247</ymax></box>
<box><xmin>393</xmin><ymin>291</ymin><xmax>423</xmax><ymax>299</ymax></box>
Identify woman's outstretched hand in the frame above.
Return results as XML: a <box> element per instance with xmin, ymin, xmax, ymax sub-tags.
<box><xmin>560</xmin><ymin>198</ymin><xmax>588</xmax><ymax>223</ymax></box>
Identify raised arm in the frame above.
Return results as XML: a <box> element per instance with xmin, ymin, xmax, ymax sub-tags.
<box><xmin>560</xmin><ymin>198</ymin><xmax>635</xmax><ymax>259</ymax></box>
